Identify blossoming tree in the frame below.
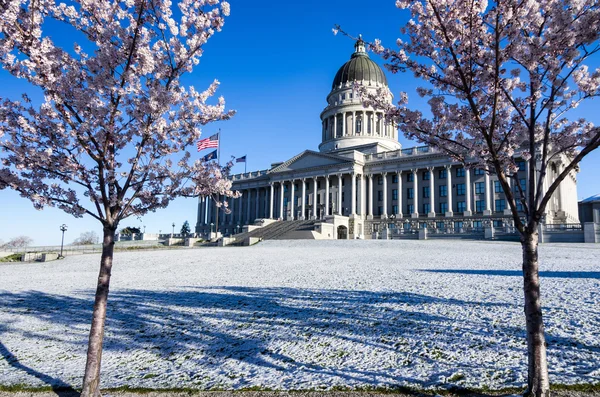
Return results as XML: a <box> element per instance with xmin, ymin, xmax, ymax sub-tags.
<box><xmin>337</xmin><ymin>0</ymin><xmax>600</xmax><ymax>395</ymax></box>
<box><xmin>0</xmin><ymin>0</ymin><xmax>236</xmax><ymax>395</ymax></box>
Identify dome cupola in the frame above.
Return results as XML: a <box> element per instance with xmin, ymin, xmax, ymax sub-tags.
<box><xmin>319</xmin><ymin>36</ymin><xmax>400</xmax><ymax>153</ymax></box>
<box><xmin>331</xmin><ymin>36</ymin><xmax>388</xmax><ymax>89</ymax></box>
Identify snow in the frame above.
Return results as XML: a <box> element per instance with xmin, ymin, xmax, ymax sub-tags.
<box><xmin>0</xmin><ymin>240</ymin><xmax>599</xmax><ymax>390</ymax></box>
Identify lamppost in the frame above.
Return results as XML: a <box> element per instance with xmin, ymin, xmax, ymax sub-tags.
<box><xmin>210</xmin><ymin>222</ymin><xmax>214</xmax><ymax>233</ymax></box>
<box><xmin>171</xmin><ymin>222</ymin><xmax>175</xmax><ymax>237</ymax></box>
<box><xmin>59</xmin><ymin>224</ymin><xmax>67</xmax><ymax>257</ymax></box>
<box><xmin>143</xmin><ymin>225</ymin><xmax>146</xmax><ymax>234</ymax></box>
<box><xmin>236</xmin><ymin>224</ymin><xmax>240</xmax><ymax>234</ymax></box>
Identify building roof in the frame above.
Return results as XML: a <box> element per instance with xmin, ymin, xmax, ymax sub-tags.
<box><xmin>580</xmin><ymin>194</ymin><xmax>600</xmax><ymax>203</ymax></box>
<box><xmin>332</xmin><ymin>37</ymin><xmax>387</xmax><ymax>89</ymax></box>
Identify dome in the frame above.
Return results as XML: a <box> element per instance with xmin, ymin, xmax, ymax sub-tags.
<box><xmin>331</xmin><ymin>37</ymin><xmax>388</xmax><ymax>89</ymax></box>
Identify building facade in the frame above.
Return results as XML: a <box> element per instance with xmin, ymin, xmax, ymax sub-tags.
<box><xmin>196</xmin><ymin>38</ymin><xmax>580</xmax><ymax>239</ymax></box>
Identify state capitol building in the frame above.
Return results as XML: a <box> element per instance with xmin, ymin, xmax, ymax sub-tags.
<box><xmin>196</xmin><ymin>38</ymin><xmax>580</xmax><ymax>240</ymax></box>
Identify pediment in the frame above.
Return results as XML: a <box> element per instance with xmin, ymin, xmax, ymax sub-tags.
<box><xmin>269</xmin><ymin>151</ymin><xmax>351</xmax><ymax>173</ymax></box>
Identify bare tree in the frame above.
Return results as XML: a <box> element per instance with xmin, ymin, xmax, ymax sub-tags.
<box><xmin>72</xmin><ymin>231</ymin><xmax>100</xmax><ymax>245</ymax></box>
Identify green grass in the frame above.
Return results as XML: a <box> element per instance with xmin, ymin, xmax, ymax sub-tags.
<box><xmin>1</xmin><ymin>382</ymin><xmax>599</xmax><ymax>395</ymax></box>
<box><xmin>0</xmin><ymin>254</ymin><xmax>22</xmax><ymax>263</ymax></box>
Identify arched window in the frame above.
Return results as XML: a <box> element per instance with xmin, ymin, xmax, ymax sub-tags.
<box><xmin>356</xmin><ymin>115</ymin><xmax>362</xmax><ymax>134</ymax></box>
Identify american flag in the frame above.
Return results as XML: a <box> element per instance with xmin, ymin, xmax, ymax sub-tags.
<box><xmin>196</xmin><ymin>133</ymin><xmax>219</xmax><ymax>152</ymax></box>
<box><xmin>236</xmin><ymin>155</ymin><xmax>246</xmax><ymax>163</ymax></box>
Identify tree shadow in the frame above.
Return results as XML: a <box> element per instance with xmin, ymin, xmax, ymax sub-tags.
<box><xmin>0</xmin><ymin>327</ymin><xmax>78</xmax><ymax>396</ymax></box>
<box><xmin>0</xmin><ymin>286</ymin><xmax>596</xmax><ymax>389</ymax></box>
<box><xmin>421</xmin><ymin>269</ymin><xmax>600</xmax><ymax>279</ymax></box>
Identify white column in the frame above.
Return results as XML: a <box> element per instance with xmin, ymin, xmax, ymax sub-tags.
<box><xmin>301</xmin><ymin>179</ymin><xmax>306</xmax><ymax>220</ymax></box>
<box><xmin>428</xmin><ymin>167</ymin><xmax>435</xmax><ymax>217</ymax></box>
<box><xmin>368</xmin><ymin>174</ymin><xmax>374</xmax><ymax>219</ymax></box>
<box><xmin>236</xmin><ymin>194</ymin><xmax>242</xmax><ymax>224</ymax></box>
<box><xmin>337</xmin><ymin>174</ymin><xmax>343</xmax><ymax>215</ymax></box>
<box><xmin>269</xmin><ymin>184</ymin><xmax>274</xmax><ymax>219</ymax></box>
<box><xmin>279</xmin><ymin>181</ymin><xmax>285</xmax><ymax>219</ymax></box>
<box><xmin>352</xmin><ymin>111</ymin><xmax>356</xmax><ymax>135</ymax></box>
<box><xmin>246</xmin><ymin>189</ymin><xmax>251</xmax><ymax>222</ymax></box>
<box><xmin>465</xmin><ymin>168</ymin><xmax>472</xmax><ymax>215</ymax></box>
<box><xmin>228</xmin><ymin>196</ymin><xmax>233</xmax><ymax>224</ymax></box>
<box><xmin>397</xmin><ymin>171</ymin><xmax>403</xmax><ymax>217</ymax></box>
<box><xmin>222</xmin><ymin>196</ymin><xmax>227</xmax><ymax>226</ymax></box>
<box><xmin>325</xmin><ymin>176</ymin><xmax>330</xmax><ymax>216</ymax></box>
<box><xmin>484</xmin><ymin>171</ymin><xmax>492</xmax><ymax>215</ymax></box>
<box><xmin>446</xmin><ymin>166</ymin><xmax>453</xmax><ymax>216</ymax></box>
<box><xmin>312</xmin><ymin>177</ymin><xmax>318</xmax><ymax>219</ymax></box>
<box><xmin>290</xmin><ymin>180</ymin><xmax>295</xmax><ymax>220</ymax></box>
<box><xmin>333</xmin><ymin>114</ymin><xmax>338</xmax><ymax>138</ymax></box>
<box><xmin>342</xmin><ymin>112</ymin><xmax>346</xmax><ymax>136</ymax></box>
<box><xmin>412</xmin><ymin>169</ymin><xmax>419</xmax><ymax>218</ymax></box>
<box><xmin>360</xmin><ymin>173</ymin><xmax>366</xmax><ymax>217</ymax></box>
<box><xmin>382</xmin><ymin>172</ymin><xmax>388</xmax><ymax>218</ymax></box>
<box><xmin>362</xmin><ymin>111</ymin><xmax>366</xmax><ymax>136</ymax></box>
<box><xmin>255</xmin><ymin>189</ymin><xmax>260</xmax><ymax>220</ymax></box>
<box><xmin>351</xmin><ymin>173</ymin><xmax>356</xmax><ymax>216</ymax></box>
<box><xmin>199</xmin><ymin>197</ymin><xmax>205</xmax><ymax>226</ymax></box>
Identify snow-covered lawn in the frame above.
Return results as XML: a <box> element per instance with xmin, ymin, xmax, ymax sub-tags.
<box><xmin>0</xmin><ymin>240</ymin><xmax>599</xmax><ymax>390</ymax></box>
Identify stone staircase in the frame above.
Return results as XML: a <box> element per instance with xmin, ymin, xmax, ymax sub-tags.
<box><xmin>228</xmin><ymin>220</ymin><xmax>318</xmax><ymax>246</ymax></box>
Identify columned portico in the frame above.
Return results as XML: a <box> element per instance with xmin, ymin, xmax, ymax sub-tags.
<box><xmin>255</xmin><ymin>189</ymin><xmax>260</xmax><ymax>220</ymax></box>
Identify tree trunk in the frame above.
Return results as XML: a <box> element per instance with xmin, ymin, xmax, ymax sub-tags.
<box><xmin>521</xmin><ymin>230</ymin><xmax>550</xmax><ymax>397</ymax></box>
<box><xmin>81</xmin><ymin>225</ymin><xmax>116</xmax><ymax>397</ymax></box>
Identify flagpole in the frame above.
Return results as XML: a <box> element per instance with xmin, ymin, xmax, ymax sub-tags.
<box><xmin>215</xmin><ymin>128</ymin><xmax>221</xmax><ymax>239</ymax></box>
<box><xmin>245</xmin><ymin>155</ymin><xmax>247</xmax><ymax>174</ymax></box>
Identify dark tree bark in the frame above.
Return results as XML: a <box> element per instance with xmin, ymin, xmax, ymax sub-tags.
<box><xmin>521</xmin><ymin>229</ymin><xmax>550</xmax><ymax>397</ymax></box>
<box><xmin>80</xmin><ymin>224</ymin><xmax>117</xmax><ymax>397</ymax></box>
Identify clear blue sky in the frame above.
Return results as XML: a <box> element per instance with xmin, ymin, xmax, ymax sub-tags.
<box><xmin>1</xmin><ymin>0</ymin><xmax>599</xmax><ymax>246</ymax></box>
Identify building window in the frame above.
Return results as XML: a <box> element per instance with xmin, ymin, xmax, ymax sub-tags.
<box><xmin>378</xmin><ymin>176</ymin><xmax>383</xmax><ymax>185</ymax></box>
<box><xmin>317</xmin><ymin>181</ymin><xmax>321</xmax><ymax>189</ymax></box>
<box><xmin>456</xmin><ymin>167</ymin><xmax>465</xmax><ymax>177</ymax></box>
<box><xmin>493</xmin><ymin>220</ymin><xmax>503</xmax><ymax>227</ymax></box>
<box><xmin>356</xmin><ymin>115</ymin><xmax>362</xmax><ymax>134</ymax></box>
<box><xmin>392</xmin><ymin>204</ymin><xmax>398</xmax><ymax>214</ymax></box>
<box><xmin>520</xmin><ymin>178</ymin><xmax>526</xmax><ymax>191</ymax></box>
<box><xmin>378</xmin><ymin>206</ymin><xmax>383</xmax><ymax>215</ymax></box>
<box><xmin>474</xmin><ymin>168</ymin><xmax>485</xmax><ymax>175</ymax></box>
<box><xmin>439</xmin><ymin>169</ymin><xmax>447</xmax><ymax>179</ymax></box>
<box><xmin>476</xmin><ymin>200</ymin><xmax>485</xmax><ymax>213</ymax></box>
<box><xmin>473</xmin><ymin>220</ymin><xmax>483</xmax><ymax>229</ymax></box>
<box><xmin>516</xmin><ymin>200</ymin><xmax>524</xmax><ymax>211</ymax></box>
<box><xmin>392</xmin><ymin>174</ymin><xmax>398</xmax><ymax>183</ymax></box>
<box><xmin>494</xmin><ymin>180</ymin><xmax>502</xmax><ymax>193</ymax></box>
<box><xmin>423</xmin><ymin>203</ymin><xmax>430</xmax><ymax>214</ymax></box>
<box><xmin>454</xmin><ymin>221</ymin><xmax>464</xmax><ymax>229</ymax></box>
<box><xmin>517</xmin><ymin>161</ymin><xmax>526</xmax><ymax>171</ymax></box>
<box><xmin>457</xmin><ymin>201</ymin><xmax>466</xmax><ymax>212</ymax></box>
<box><xmin>423</xmin><ymin>186</ymin><xmax>430</xmax><ymax>198</ymax></box>
<box><xmin>407</xmin><ymin>173</ymin><xmax>414</xmax><ymax>182</ymax></box>
<box><xmin>495</xmin><ymin>199</ymin><xmax>506</xmax><ymax>212</ymax></box>
<box><xmin>392</xmin><ymin>189</ymin><xmax>398</xmax><ymax>200</ymax></box>
<box><xmin>407</xmin><ymin>187</ymin><xmax>414</xmax><ymax>199</ymax></box>
<box><xmin>439</xmin><ymin>185</ymin><xmax>447</xmax><ymax>197</ymax></box>
<box><xmin>436</xmin><ymin>221</ymin><xmax>445</xmax><ymax>229</ymax></box>
<box><xmin>475</xmin><ymin>182</ymin><xmax>485</xmax><ymax>194</ymax></box>
<box><xmin>440</xmin><ymin>202</ymin><xmax>448</xmax><ymax>213</ymax></box>
<box><xmin>378</xmin><ymin>191</ymin><xmax>383</xmax><ymax>201</ymax></box>
<box><xmin>423</xmin><ymin>171</ymin><xmax>430</xmax><ymax>180</ymax></box>
<box><xmin>456</xmin><ymin>183</ymin><xmax>466</xmax><ymax>196</ymax></box>
<box><xmin>342</xmin><ymin>192</ymin><xmax>345</xmax><ymax>202</ymax></box>
<box><xmin>407</xmin><ymin>204</ymin><xmax>414</xmax><ymax>214</ymax></box>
